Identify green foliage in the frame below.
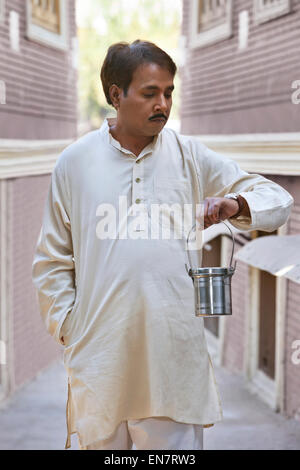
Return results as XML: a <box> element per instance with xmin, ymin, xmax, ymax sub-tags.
<box><xmin>77</xmin><ymin>0</ymin><xmax>182</xmax><ymax>130</ymax></box>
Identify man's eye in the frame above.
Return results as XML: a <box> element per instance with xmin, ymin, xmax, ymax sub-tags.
<box><xmin>143</xmin><ymin>94</ymin><xmax>172</xmax><ymax>98</ymax></box>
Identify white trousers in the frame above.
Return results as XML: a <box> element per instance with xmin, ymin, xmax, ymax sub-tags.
<box><xmin>80</xmin><ymin>417</ymin><xmax>204</xmax><ymax>450</ymax></box>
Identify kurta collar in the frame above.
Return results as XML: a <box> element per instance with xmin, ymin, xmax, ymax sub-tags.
<box><xmin>99</xmin><ymin>117</ymin><xmax>162</xmax><ymax>159</ymax></box>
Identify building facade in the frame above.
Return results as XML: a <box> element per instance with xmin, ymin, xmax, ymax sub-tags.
<box><xmin>180</xmin><ymin>0</ymin><xmax>300</xmax><ymax>421</ymax></box>
<box><xmin>0</xmin><ymin>0</ymin><xmax>77</xmax><ymax>402</ymax></box>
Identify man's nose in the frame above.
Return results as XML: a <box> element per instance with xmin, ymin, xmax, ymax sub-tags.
<box><xmin>154</xmin><ymin>95</ymin><xmax>168</xmax><ymax>112</ymax></box>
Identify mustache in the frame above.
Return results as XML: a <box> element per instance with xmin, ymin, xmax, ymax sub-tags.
<box><xmin>149</xmin><ymin>114</ymin><xmax>167</xmax><ymax>120</ymax></box>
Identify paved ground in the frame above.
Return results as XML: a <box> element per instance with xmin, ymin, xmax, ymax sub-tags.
<box><xmin>0</xmin><ymin>358</ymin><xmax>300</xmax><ymax>450</ymax></box>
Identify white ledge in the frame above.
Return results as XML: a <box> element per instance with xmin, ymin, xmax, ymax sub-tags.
<box><xmin>0</xmin><ymin>139</ymin><xmax>74</xmax><ymax>179</ymax></box>
<box><xmin>1</xmin><ymin>133</ymin><xmax>300</xmax><ymax>179</ymax></box>
<box><xmin>193</xmin><ymin>133</ymin><xmax>300</xmax><ymax>175</ymax></box>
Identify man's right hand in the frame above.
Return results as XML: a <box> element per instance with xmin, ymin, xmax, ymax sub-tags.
<box><xmin>197</xmin><ymin>197</ymin><xmax>240</xmax><ymax>229</ymax></box>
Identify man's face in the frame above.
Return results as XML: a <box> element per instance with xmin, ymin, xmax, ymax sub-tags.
<box><xmin>113</xmin><ymin>62</ymin><xmax>174</xmax><ymax>137</ymax></box>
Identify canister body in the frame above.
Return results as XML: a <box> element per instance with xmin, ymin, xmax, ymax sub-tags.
<box><xmin>190</xmin><ymin>268</ymin><xmax>234</xmax><ymax>317</ymax></box>
<box><xmin>185</xmin><ymin>221</ymin><xmax>237</xmax><ymax>317</ymax></box>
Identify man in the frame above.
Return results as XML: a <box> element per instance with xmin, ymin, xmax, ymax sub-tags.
<box><xmin>32</xmin><ymin>40</ymin><xmax>294</xmax><ymax>450</ymax></box>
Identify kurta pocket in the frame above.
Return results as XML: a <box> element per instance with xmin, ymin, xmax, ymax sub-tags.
<box><xmin>154</xmin><ymin>177</ymin><xmax>190</xmax><ymax>203</ymax></box>
<box><xmin>152</xmin><ymin>178</ymin><xmax>191</xmax><ymax>233</ymax></box>
<box><xmin>60</xmin><ymin>295</ymin><xmax>81</xmax><ymax>347</ymax></box>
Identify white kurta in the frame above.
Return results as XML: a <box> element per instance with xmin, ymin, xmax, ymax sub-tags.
<box><xmin>32</xmin><ymin>118</ymin><xmax>294</xmax><ymax>449</ymax></box>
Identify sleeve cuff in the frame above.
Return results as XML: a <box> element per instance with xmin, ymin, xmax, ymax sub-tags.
<box><xmin>228</xmin><ymin>190</ymin><xmax>293</xmax><ymax>233</ymax></box>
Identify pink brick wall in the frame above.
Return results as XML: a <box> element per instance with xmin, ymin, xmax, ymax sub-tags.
<box><xmin>10</xmin><ymin>174</ymin><xmax>62</xmax><ymax>391</ymax></box>
<box><xmin>180</xmin><ymin>0</ymin><xmax>300</xmax><ymax>134</ymax></box>
<box><xmin>284</xmin><ymin>186</ymin><xmax>300</xmax><ymax>420</ymax></box>
<box><xmin>0</xmin><ymin>0</ymin><xmax>77</xmax><ymax>139</ymax></box>
<box><xmin>221</xmin><ymin>174</ymin><xmax>300</xmax><ymax>418</ymax></box>
<box><xmin>285</xmin><ymin>280</ymin><xmax>300</xmax><ymax>420</ymax></box>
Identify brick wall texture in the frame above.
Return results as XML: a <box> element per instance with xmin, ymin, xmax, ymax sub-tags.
<box><xmin>180</xmin><ymin>0</ymin><xmax>300</xmax><ymax>134</ymax></box>
<box><xmin>223</xmin><ymin>175</ymin><xmax>300</xmax><ymax>419</ymax></box>
<box><xmin>0</xmin><ymin>0</ymin><xmax>77</xmax><ymax>139</ymax></box>
<box><xmin>181</xmin><ymin>0</ymin><xmax>300</xmax><ymax>420</ymax></box>
<box><xmin>10</xmin><ymin>174</ymin><xmax>62</xmax><ymax>391</ymax></box>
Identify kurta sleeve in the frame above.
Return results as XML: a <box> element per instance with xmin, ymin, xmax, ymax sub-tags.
<box><xmin>32</xmin><ymin>161</ymin><xmax>76</xmax><ymax>346</ymax></box>
<box><xmin>197</xmin><ymin>144</ymin><xmax>294</xmax><ymax>232</ymax></box>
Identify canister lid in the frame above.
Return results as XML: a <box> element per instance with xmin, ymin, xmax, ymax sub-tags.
<box><xmin>189</xmin><ymin>267</ymin><xmax>234</xmax><ymax>276</ymax></box>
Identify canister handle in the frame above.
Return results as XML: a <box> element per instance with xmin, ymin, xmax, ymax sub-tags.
<box><xmin>185</xmin><ymin>220</ymin><xmax>237</xmax><ymax>273</ymax></box>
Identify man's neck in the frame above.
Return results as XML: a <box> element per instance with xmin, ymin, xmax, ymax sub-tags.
<box><xmin>107</xmin><ymin>117</ymin><xmax>154</xmax><ymax>157</ymax></box>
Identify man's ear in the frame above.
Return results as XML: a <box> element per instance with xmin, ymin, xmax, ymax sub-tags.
<box><xmin>109</xmin><ymin>84</ymin><xmax>121</xmax><ymax>110</ymax></box>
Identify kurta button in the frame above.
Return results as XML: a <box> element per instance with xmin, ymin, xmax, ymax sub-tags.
<box><xmin>135</xmin><ymin>178</ymin><xmax>141</xmax><ymax>183</ymax></box>
<box><xmin>135</xmin><ymin>198</ymin><xmax>141</xmax><ymax>204</ymax></box>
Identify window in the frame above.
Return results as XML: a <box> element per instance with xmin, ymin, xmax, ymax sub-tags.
<box><xmin>26</xmin><ymin>0</ymin><xmax>68</xmax><ymax>50</ymax></box>
<box><xmin>258</xmin><ymin>268</ymin><xmax>276</xmax><ymax>379</ymax></box>
<box><xmin>189</xmin><ymin>0</ymin><xmax>233</xmax><ymax>49</ymax></box>
<box><xmin>0</xmin><ymin>0</ymin><xmax>5</xmax><ymax>23</ymax></box>
<box><xmin>253</xmin><ymin>0</ymin><xmax>291</xmax><ymax>25</ymax></box>
<box><xmin>31</xmin><ymin>0</ymin><xmax>60</xmax><ymax>34</ymax></box>
<box><xmin>253</xmin><ymin>230</ymin><xmax>278</xmax><ymax>380</ymax></box>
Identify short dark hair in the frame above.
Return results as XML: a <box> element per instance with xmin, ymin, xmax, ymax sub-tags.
<box><xmin>100</xmin><ymin>39</ymin><xmax>177</xmax><ymax>107</ymax></box>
